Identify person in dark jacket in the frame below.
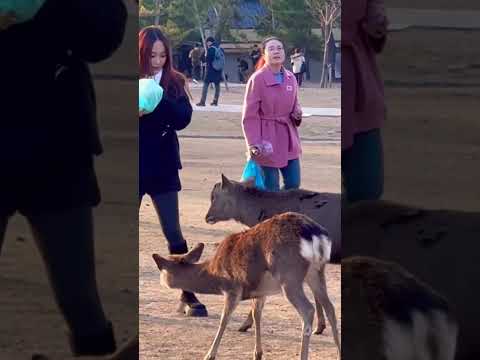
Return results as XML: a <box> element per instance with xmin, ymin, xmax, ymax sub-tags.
<box><xmin>139</xmin><ymin>26</ymin><xmax>208</xmax><ymax>317</ymax></box>
<box><xmin>0</xmin><ymin>0</ymin><xmax>127</xmax><ymax>356</ymax></box>
<box><xmin>196</xmin><ymin>36</ymin><xmax>222</xmax><ymax>106</ymax></box>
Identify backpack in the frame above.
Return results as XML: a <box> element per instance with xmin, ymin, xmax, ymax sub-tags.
<box><xmin>212</xmin><ymin>46</ymin><xmax>225</xmax><ymax>71</ymax></box>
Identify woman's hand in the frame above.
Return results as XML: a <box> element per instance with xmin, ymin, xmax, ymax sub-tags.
<box><xmin>291</xmin><ymin>108</ymin><xmax>302</xmax><ymax>127</ymax></box>
<box><xmin>0</xmin><ymin>11</ymin><xmax>17</xmax><ymax>31</ymax></box>
<box><xmin>249</xmin><ymin>145</ymin><xmax>261</xmax><ymax>157</ymax></box>
<box><xmin>139</xmin><ymin>110</ymin><xmax>145</xmax><ymax>117</ymax></box>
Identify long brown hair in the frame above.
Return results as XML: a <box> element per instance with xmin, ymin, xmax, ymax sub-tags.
<box><xmin>255</xmin><ymin>36</ymin><xmax>284</xmax><ymax>71</ymax></box>
<box><xmin>139</xmin><ymin>26</ymin><xmax>191</xmax><ymax>99</ymax></box>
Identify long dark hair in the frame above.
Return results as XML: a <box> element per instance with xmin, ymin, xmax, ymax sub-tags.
<box><xmin>139</xmin><ymin>26</ymin><xmax>190</xmax><ymax>99</ymax></box>
<box><xmin>255</xmin><ymin>36</ymin><xmax>284</xmax><ymax>71</ymax></box>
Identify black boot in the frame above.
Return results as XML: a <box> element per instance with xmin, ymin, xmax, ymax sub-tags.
<box><xmin>69</xmin><ymin>321</ymin><xmax>116</xmax><ymax>356</ymax></box>
<box><xmin>196</xmin><ymin>102</ymin><xmax>206</xmax><ymax>107</ymax></box>
<box><xmin>169</xmin><ymin>241</ymin><xmax>189</xmax><ymax>255</ymax></box>
<box><xmin>210</xmin><ymin>100</ymin><xmax>218</xmax><ymax>106</ymax></box>
<box><xmin>179</xmin><ymin>291</ymin><xmax>208</xmax><ymax>317</ymax></box>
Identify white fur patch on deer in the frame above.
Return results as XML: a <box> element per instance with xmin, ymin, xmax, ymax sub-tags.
<box><xmin>299</xmin><ymin>234</ymin><xmax>331</xmax><ymax>265</ymax></box>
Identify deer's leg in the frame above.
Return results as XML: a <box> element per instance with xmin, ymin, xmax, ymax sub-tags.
<box><xmin>306</xmin><ymin>268</ymin><xmax>341</xmax><ymax>356</ymax></box>
<box><xmin>204</xmin><ymin>292</ymin><xmax>241</xmax><ymax>360</ymax></box>
<box><xmin>307</xmin><ymin>265</ymin><xmax>326</xmax><ymax>335</ymax></box>
<box><xmin>312</xmin><ymin>296</ymin><xmax>326</xmax><ymax>335</ymax></box>
<box><xmin>281</xmin><ymin>283</ymin><xmax>314</xmax><ymax>360</ymax></box>
<box><xmin>252</xmin><ymin>297</ymin><xmax>266</xmax><ymax>360</ymax></box>
<box><xmin>238</xmin><ymin>310</ymin><xmax>254</xmax><ymax>332</ymax></box>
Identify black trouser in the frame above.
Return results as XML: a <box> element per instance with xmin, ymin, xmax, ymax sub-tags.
<box><xmin>139</xmin><ymin>191</ymin><xmax>188</xmax><ymax>254</ymax></box>
<box><xmin>295</xmin><ymin>72</ymin><xmax>303</xmax><ymax>87</ymax></box>
<box><xmin>0</xmin><ymin>207</ymin><xmax>113</xmax><ymax>353</ymax></box>
<box><xmin>199</xmin><ymin>81</ymin><xmax>220</xmax><ymax>105</ymax></box>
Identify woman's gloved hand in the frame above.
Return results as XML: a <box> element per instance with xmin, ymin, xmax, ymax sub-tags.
<box><xmin>290</xmin><ymin>108</ymin><xmax>303</xmax><ymax>127</ymax></box>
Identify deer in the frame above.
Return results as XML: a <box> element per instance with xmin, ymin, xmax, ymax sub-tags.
<box><xmin>205</xmin><ymin>174</ymin><xmax>340</xmax><ymax>336</ymax></box>
<box><xmin>152</xmin><ymin>212</ymin><xmax>340</xmax><ymax>360</ymax></box>
<box><xmin>206</xmin><ymin>175</ymin><xmax>341</xmax><ymax>263</ymax></box>
<box><xmin>342</xmin><ymin>256</ymin><xmax>458</xmax><ymax>360</ymax></box>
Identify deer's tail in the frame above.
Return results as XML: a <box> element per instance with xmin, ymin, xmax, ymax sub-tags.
<box><xmin>298</xmin><ymin>219</ymin><xmax>331</xmax><ymax>268</ymax></box>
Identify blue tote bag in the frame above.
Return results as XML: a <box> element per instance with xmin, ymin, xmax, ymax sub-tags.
<box><xmin>241</xmin><ymin>158</ymin><xmax>266</xmax><ymax>190</ymax></box>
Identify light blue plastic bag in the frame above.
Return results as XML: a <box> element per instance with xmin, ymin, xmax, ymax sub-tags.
<box><xmin>0</xmin><ymin>0</ymin><xmax>46</xmax><ymax>23</ymax></box>
<box><xmin>241</xmin><ymin>159</ymin><xmax>266</xmax><ymax>190</ymax></box>
<box><xmin>139</xmin><ymin>78</ymin><xmax>164</xmax><ymax>114</ymax></box>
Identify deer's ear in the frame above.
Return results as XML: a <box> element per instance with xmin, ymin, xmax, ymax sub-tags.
<box><xmin>152</xmin><ymin>254</ymin><xmax>168</xmax><ymax>270</ymax></box>
<box><xmin>221</xmin><ymin>174</ymin><xmax>231</xmax><ymax>189</ymax></box>
<box><xmin>183</xmin><ymin>243</ymin><xmax>204</xmax><ymax>263</ymax></box>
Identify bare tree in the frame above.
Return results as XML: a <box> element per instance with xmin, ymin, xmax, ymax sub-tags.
<box><xmin>305</xmin><ymin>0</ymin><xmax>341</xmax><ymax>87</ymax></box>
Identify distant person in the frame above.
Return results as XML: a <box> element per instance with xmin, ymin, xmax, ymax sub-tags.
<box><xmin>250</xmin><ymin>43</ymin><xmax>261</xmax><ymax>68</ymax></box>
<box><xmin>139</xmin><ymin>26</ymin><xmax>208</xmax><ymax>317</ymax></box>
<box><xmin>0</xmin><ymin>0</ymin><xmax>127</xmax><ymax>356</ymax></box>
<box><xmin>196</xmin><ymin>36</ymin><xmax>223</xmax><ymax>106</ymax></box>
<box><xmin>237</xmin><ymin>57</ymin><xmax>249</xmax><ymax>83</ymax></box>
<box><xmin>342</xmin><ymin>0</ymin><xmax>388</xmax><ymax>203</ymax></box>
<box><xmin>189</xmin><ymin>42</ymin><xmax>203</xmax><ymax>82</ymax></box>
<box><xmin>242</xmin><ymin>37</ymin><xmax>303</xmax><ymax>191</ymax></box>
<box><xmin>290</xmin><ymin>48</ymin><xmax>306</xmax><ymax>87</ymax></box>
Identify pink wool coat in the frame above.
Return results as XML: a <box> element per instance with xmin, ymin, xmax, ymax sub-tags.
<box><xmin>342</xmin><ymin>0</ymin><xmax>387</xmax><ymax>150</ymax></box>
<box><xmin>242</xmin><ymin>65</ymin><xmax>302</xmax><ymax>168</ymax></box>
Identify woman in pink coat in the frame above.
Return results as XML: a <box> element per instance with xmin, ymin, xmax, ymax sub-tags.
<box><xmin>342</xmin><ymin>0</ymin><xmax>388</xmax><ymax>202</ymax></box>
<box><xmin>242</xmin><ymin>36</ymin><xmax>303</xmax><ymax>191</ymax></box>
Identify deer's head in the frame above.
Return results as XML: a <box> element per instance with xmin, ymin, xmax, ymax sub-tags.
<box><xmin>205</xmin><ymin>174</ymin><xmax>256</xmax><ymax>224</ymax></box>
<box><xmin>152</xmin><ymin>243</ymin><xmax>205</xmax><ymax>289</ymax></box>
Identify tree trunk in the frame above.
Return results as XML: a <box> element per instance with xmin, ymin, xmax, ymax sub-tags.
<box><xmin>192</xmin><ymin>0</ymin><xmax>207</xmax><ymax>49</ymax></box>
<box><xmin>154</xmin><ymin>0</ymin><xmax>161</xmax><ymax>26</ymax></box>
<box><xmin>320</xmin><ymin>6</ymin><xmax>334</xmax><ymax>88</ymax></box>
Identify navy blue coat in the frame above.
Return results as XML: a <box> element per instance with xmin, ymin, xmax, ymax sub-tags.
<box><xmin>139</xmin><ymin>92</ymin><xmax>192</xmax><ymax>195</ymax></box>
<box><xmin>204</xmin><ymin>46</ymin><xmax>223</xmax><ymax>84</ymax></box>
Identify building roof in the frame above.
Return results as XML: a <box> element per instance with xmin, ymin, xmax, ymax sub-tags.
<box><xmin>232</xmin><ymin>0</ymin><xmax>268</xmax><ymax>29</ymax></box>
<box><xmin>208</xmin><ymin>0</ymin><xmax>267</xmax><ymax>30</ymax></box>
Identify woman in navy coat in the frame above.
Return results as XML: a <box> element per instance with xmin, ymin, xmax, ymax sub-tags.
<box><xmin>139</xmin><ymin>26</ymin><xmax>208</xmax><ymax>317</ymax></box>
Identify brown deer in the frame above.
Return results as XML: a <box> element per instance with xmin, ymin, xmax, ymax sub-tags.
<box><xmin>205</xmin><ymin>174</ymin><xmax>340</xmax><ymax>335</ymax></box>
<box><xmin>342</xmin><ymin>256</ymin><xmax>458</xmax><ymax>360</ymax></box>
<box><xmin>153</xmin><ymin>212</ymin><xmax>340</xmax><ymax>360</ymax></box>
<box><xmin>206</xmin><ymin>175</ymin><xmax>341</xmax><ymax>263</ymax></box>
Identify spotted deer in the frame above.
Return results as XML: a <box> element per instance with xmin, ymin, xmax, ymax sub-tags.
<box><xmin>153</xmin><ymin>212</ymin><xmax>340</xmax><ymax>360</ymax></box>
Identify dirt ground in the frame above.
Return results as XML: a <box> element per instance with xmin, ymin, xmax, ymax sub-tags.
<box><xmin>139</xmin><ymin>86</ymin><xmax>341</xmax><ymax>360</ymax></box>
